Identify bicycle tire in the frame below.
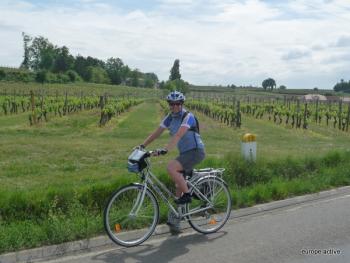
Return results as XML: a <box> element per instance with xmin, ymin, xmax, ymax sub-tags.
<box><xmin>104</xmin><ymin>183</ymin><xmax>159</xmax><ymax>247</ymax></box>
<box><xmin>187</xmin><ymin>177</ymin><xmax>231</xmax><ymax>234</ymax></box>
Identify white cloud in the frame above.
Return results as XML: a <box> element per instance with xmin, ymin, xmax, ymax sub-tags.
<box><xmin>0</xmin><ymin>0</ymin><xmax>349</xmax><ymax>88</ymax></box>
<box><xmin>158</xmin><ymin>0</ymin><xmax>195</xmax><ymax>4</ymax></box>
<box><xmin>282</xmin><ymin>49</ymin><xmax>311</xmax><ymax>60</ymax></box>
<box><xmin>334</xmin><ymin>35</ymin><xmax>350</xmax><ymax>47</ymax></box>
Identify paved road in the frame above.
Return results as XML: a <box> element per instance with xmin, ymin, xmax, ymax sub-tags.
<box><xmin>46</xmin><ymin>192</ymin><xmax>350</xmax><ymax>263</ymax></box>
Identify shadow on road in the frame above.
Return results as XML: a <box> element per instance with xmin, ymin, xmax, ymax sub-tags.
<box><xmin>93</xmin><ymin>231</ymin><xmax>227</xmax><ymax>263</ymax></box>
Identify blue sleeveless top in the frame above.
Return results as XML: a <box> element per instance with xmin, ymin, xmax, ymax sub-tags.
<box><xmin>160</xmin><ymin>108</ymin><xmax>205</xmax><ymax>154</ymax></box>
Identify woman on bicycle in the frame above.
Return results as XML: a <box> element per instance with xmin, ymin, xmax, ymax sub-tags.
<box><xmin>139</xmin><ymin>90</ymin><xmax>205</xmax><ymax>205</ymax></box>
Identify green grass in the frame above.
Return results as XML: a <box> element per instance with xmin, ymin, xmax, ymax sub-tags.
<box><xmin>0</xmin><ymin>102</ymin><xmax>159</xmax><ymax>191</ymax></box>
<box><xmin>0</xmin><ymin>94</ymin><xmax>350</xmax><ymax>253</ymax></box>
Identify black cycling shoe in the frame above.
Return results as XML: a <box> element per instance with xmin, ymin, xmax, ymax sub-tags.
<box><xmin>175</xmin><ymin>193</ymin><xmax>192</xmax><ymax>205</ymax></box>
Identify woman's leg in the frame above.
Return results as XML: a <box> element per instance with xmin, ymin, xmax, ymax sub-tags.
<box><xmin>167</xmin><ymin>159</ymin><xmax>189</xmax><ymax>198</ymax></box>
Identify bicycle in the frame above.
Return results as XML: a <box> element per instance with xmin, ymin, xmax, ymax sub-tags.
<box><xmin>103</xmin><ymin>148</ymin><xmax>232</xmax><ymax>247</ymax></box>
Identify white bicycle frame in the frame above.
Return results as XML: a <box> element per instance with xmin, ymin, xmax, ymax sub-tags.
<box><xmin>130</xmin><ymin>158</ymin><xmax>225</xmax><ymax>219</ymax></box>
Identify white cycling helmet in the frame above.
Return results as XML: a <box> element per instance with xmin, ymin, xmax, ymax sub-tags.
<box><xmin>166</xmin><ymin>90</ymin><xmax>185</xmax><ymax>102</ymax></box>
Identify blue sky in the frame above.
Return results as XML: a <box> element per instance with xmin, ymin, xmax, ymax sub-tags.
<box><xmin>1</xmin><ymin>0</ymin><xmax>350</xmax><ymax>89</ymax></box>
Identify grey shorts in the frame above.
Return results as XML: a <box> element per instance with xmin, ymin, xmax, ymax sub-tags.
<box><xmin>176</xmin><ymin>148</ymin><xmax>205</xmax><ymax>171</ymax></box>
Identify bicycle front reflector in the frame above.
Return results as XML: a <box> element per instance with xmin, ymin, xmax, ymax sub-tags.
<box><xmin>209</xmin><ymin>219</ymin><xmax>217</xmax><ymax>225</ymax></box>
<box><xmin>115</xmin><ymin>224</ymin><xmax>121</xmax><ymax>233</ymax></box>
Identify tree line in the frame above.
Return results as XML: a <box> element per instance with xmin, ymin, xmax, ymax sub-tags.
<box><xmin>6</xmin><ymin>33</ymin><xmax>347</xmax><ymax>93</ymax></box>
<box><xmin>8</xmin><ymin>33</ymin><xmax>159</xmax><ymax>87</ymax></box>
<box><xmin>334</xmin><ymin>79</ymin><xmax>350</xmax><ymax>93</ymax></box>
<box><xmin>209</xmin><ymin>78</ymin><xmax>286</xmax><ymax>91</ymax></box>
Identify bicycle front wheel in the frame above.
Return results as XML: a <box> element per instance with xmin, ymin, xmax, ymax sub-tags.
<box><xmin>187</xmin><ymin>177</ymin><xmax>231</xmax><ymax>234</ymax></box>
<box><xmin>104</xmin><ymin>184</ymin><xmax>159</xmax><ymax>247</ymax></box>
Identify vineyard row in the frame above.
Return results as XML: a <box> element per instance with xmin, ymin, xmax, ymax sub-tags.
<box><xmin>0</xmin><ymin>91</ymin><xmax>143</xmax><ymax>126</ymax></box>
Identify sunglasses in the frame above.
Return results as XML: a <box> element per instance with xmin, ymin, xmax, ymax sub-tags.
<box><xmin>168</xmin><ymin>102</ymin><xmax>182</xmax><ymax>106</ymax></box>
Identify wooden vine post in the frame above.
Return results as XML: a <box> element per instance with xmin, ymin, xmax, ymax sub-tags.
<box><xmin>296</xmin><ymin>99</ymin><xmax>301</xmax><ymax>128</ymax></box>
<box><xmin>63</xmin><ymin>91</ymin><xmax>68</xmax><ymax>116</ymax></box>
<box><xmin>338</xmin><ymin>100</ymin><xmax>342</xmax><ymax>130</ymax></box>
<box><xmin>303</xmin><ymin>103</ymin><xmax>308</xmax><ymax>129</ymax></box>
<box><xmin>346</xmin><ymin>104</ymin><xmax>350</xmax><ymax>132</ymax></box>
<box><xmin>236</xmin><ymin>100</ymin><xmax>241</xmax><ymax>128</ymax></box>
<box><xmin>30</xmin><ymin>90</ymin><xmax>36</xmax><ymax>125</ymax></box>
<box><xmin>315</xmin><ymin>99</ymin><xmax>319</xmax><ymax>123</ymax></box>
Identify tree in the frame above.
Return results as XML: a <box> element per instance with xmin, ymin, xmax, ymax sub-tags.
<box><xmin>86</xmin><ymin>66</ymin><xmax>110</xmax><ymax>84</ymax></box>
<box><xmin>86</xmin><ymin>56</ymin><xmax>105</xmax><ymax>68</ymax></box>
<box><xmin>145</xmin><ymin>72</ymin><xmax>158</xmax><ymax>83</ymax></box>
<box><xmin>66</xmin><ymin>70</ymin><xmax>81</xmax><ymax>82</ymax></box>
<box><xmin>120</xmin><ymin>65</ymin><xmax>131</xmax><ymax>83</ymax></box>
<box><xmin>262</xmin><ymin>79</ymin><xmax>268</xmax><ymax>90</ymax></box>
<box><xmin>159</xmin><ymin>80</ymin><xmax>165</xmax><ymax>89</ymax></box>
<box><xmin>53</xmin><ymin>46</ymin><xmax>74</xmax><ymax>73</ymax></box>
<box><xmin>20</xmin><ymin>32</ymin><xmax>32</xmax><ymax>69</ymax></box>
<box><xmin>166</xmin><ymin>59</ymin><xmax>188</xmax><ymax>92</ymax></box>
<box><xmin>279</xmin><ymin>85</ymin><xmax>287</xmax><ymax>90</ymax></box>
<box><xmin>164</xmin><ymin>80</ymin><xmax>176</xmax><ymax>91</ymax></box>
<box><xmin>163</xmin><ymin>79</ymin><xmax>189</xmax><ymax>94</ymax></box>
<box><xmin>105</xmin><ymin>57</ymin><xmax>124</xmax><ymax>84</ymax></box>
<box><xmin>131</xmin><ymin>69</ymin><xmax>140</xmax><ymax>87</ymax></box>
<box><xmin>262</xmin><ymin>78</ymin><xmax>276</xmax><ymax>90</ymax></box>
<box><xmin>143</xmin><ymin>72</ymin><xmax>158</xmax><ymax>88</ymax></box>
<box><xmin>35</xmin><ymin>70</ymin><xmax>47</xmax><ymax>84</ymax></box>
<box><xmin>74</xmin><ymin>55</ymin><xmax>89</xmax><ymax>80</ymax></box>
<box><xmin>169</xmin><ymin>59</ymin><xmax>181</xmax><ymax>80</ymax></box>
<box><xmin>334</xmin><ymin>79</ymin><xmax>350</xmax><ymax>93</ymax></box>
<box><xmin>39</xmin><ymin>49</ymin><xmax>55</xmax><ymax>71</ymax></box>
<box><xmin>0</xmin><ymin>69</ymin><xmax>5</xmax><ymax>80</ymax></box>
<box><xmin>28</xmin><ymin>36</ymin><xmax>56</xmax><ymax>71</ymax></box>
<box><xmin>74</xmin><ymin>55</ymin><xmax>105</xmax><ymax>81</ymax></box>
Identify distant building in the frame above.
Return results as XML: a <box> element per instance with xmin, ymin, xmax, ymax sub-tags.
<box><xmin>301</xmin><ymin>94</ymin><xmax>327</xmax><ymax>102</ymax></box>
<box><xmin>325</xmin><ymin>96</ymin><xmax>341</xmax><ymax>102</ymax></box>
<box><xmin>341</xmin><ymin>97</ymin><xmax>350</xmax><ymax>104</ymax></box>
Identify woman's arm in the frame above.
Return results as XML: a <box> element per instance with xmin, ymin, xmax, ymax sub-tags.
<box><xmin>142</xmin><ymin>126</ymin><xmax>166</xmax><ymax>147</ymax></box>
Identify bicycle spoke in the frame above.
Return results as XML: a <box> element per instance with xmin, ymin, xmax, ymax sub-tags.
<box><xmin>187</xmin><ymin>177</ymin><xmax>231</xmax><ymax>234</ymax></box>
<box><xmin>211</xmin><ymin>185</ymin><xmax>224</xmax><ymax>199</ymax></box>
<box><xmin>104</xmin><ymin>185</ymin><xmax>159</xmax><ymax>247</ymax></box>
<box><xmin>108</xmin><ymin>215</ymin><xmax>129</xmax><ymax>225</ymax></box>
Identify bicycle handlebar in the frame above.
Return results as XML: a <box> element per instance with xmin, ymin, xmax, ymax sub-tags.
<box><xmin>144</xmin><ymin>149</ymin><xmax>168</xmax><ymax>157</ymax></box>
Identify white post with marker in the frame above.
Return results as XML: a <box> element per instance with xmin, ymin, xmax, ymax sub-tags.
<box><xmin>241</xmin><ymin>133</ymin><xmax>257</xmax><ymax>162</ymax></box>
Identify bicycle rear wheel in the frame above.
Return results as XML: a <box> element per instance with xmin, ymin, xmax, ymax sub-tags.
<box><xmin>187</xmin><ymin>177</ymin><xmax>231</xmax><ymax>234</ymax></box>
<box><xmin>104</xmin><ymin>184</ymin><xmax>159</xmax><ymax>247</ymax></box>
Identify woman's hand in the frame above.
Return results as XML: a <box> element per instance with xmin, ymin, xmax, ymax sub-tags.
<box><xmin>133</xmin><ymin>144</ymin><xmax>145</xmax><ymax>150</ymax></box>
<box><xmin>152</xmin><ymin>148</ymin><xmax>168</xmax><ymax>156</ymax></box>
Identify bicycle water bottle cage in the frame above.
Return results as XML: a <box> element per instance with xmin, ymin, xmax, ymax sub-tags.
<box><xmin>127</xmin><ymin>149</ymin><xmax>148</xmax><ymax>173</ymax></box>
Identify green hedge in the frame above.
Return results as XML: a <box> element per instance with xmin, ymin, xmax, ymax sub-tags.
<box><xmin>0</xmin><ymin>67</ymin><xmax>82</xmax><ymax>84</ymax></box>
<box><xmin>224</xmin><ymin>150</ymin><xmax>347</xmax><ymax>187</ymax></box>
<box><xmin>0</xmin><ymin>150</ymin><xmax>349</xmax><ymax>222</ymax></box>
<box><xmin>0</xmin><ymin>68</ymin><xmax>35</xmax><ymax>82</ymax></box>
